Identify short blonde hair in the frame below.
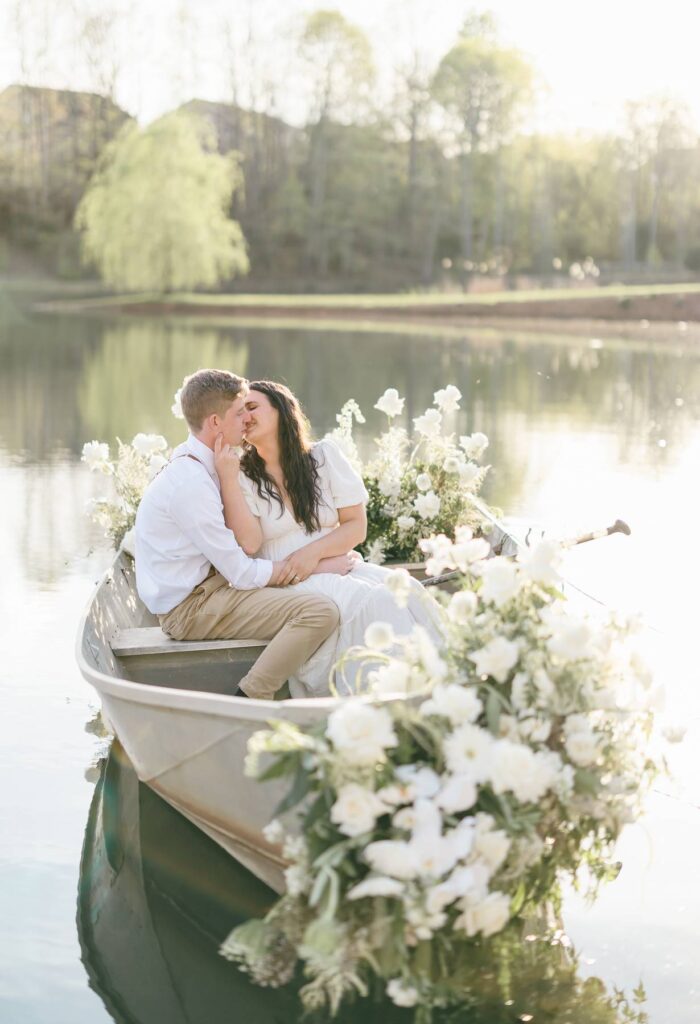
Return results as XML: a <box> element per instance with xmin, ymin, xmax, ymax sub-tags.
<box><xmin>180</xmin><ymin>369</ymin><xmax>247</xmax><ymax>431</ymax></box>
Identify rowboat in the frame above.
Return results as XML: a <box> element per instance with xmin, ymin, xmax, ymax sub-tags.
<box><xmin>76</xmin><ymin>516</ymin><xmax>626</xmax><ymax>893</ymax></box>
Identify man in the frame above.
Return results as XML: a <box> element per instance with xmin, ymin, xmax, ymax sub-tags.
<box><xmin>135</xmin><ymin>368</ymin><xmax>344</xmax><ymax>699</ymax></box>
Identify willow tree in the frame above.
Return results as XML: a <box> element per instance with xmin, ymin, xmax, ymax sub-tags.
<box><xmin>431</xmin><ymin>14</ymin><xmax>534</xmax><ymax>271</ymax></box>
<box><xmin>75</xmin><ymin>111</ymin><xmax>249</xmax><ymax>293</ymax></box>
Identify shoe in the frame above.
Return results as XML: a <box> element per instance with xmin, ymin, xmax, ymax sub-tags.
<box><xmin>233</xmin><ymin>685</ymin><xmax>249</xmax><ymax>698</ymax></box>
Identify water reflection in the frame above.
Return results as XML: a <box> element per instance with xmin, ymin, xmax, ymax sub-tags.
<box><xmin>1</xmin><ymin>313</ymin><xmax>698</xmax><ymax>484</ymax></box>
<box><xmin>81</xmin><ymin>745</ymin><xmax>649</xmax><ymax>1024</ymax></box>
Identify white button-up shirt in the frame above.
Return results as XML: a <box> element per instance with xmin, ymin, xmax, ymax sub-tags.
<box><xmin>134</xmin><ymin>433</ymin><xmax>273</xmax><ymax>614</ymax></box>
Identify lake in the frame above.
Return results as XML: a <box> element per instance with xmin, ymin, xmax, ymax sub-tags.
<box><xmin>1</xmin><ymin>305</ymin><xmax>699</xmax><ymax>1022</ymax></box>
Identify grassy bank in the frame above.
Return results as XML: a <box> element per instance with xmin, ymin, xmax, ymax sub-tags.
<box><xmin>31</xmin><ymin>280</ymin><xmax>700</xmax><ymax>325</ymax></box>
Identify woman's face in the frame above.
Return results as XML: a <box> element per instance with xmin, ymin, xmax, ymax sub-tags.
<box><xmin>243</xmin><ymin>389</ymin><xmax>279</xmax><ymax>446</ymax></box>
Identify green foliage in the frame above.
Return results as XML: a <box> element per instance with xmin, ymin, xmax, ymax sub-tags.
<box><xmin>75</xmin><ymin>112</ymin><xmax>249</xmax><ymax>292</ymax></box>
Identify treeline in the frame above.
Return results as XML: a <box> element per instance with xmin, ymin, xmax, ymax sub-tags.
<box><xmin>2</xmin><ymin>8</ymin><xmax>700</xmax><ymax>290</ymax></box>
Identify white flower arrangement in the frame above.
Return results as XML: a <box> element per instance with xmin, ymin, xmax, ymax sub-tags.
<box><xmin>221</xmin><ymin>535</ymin><xmax>664</xmax><ymax>1017</ymax></box>
<box><xmin>82</xmin><ymin>434</ymin><xmax>170</xmax><ymax>548</ymax></box>
<box><xmin>326</xmin><ymin>387</ymin><xmax>492</xmax><ymax>564</ymax></box>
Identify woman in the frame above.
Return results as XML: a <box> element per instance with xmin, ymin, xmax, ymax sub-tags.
<box><xmin>214</xmin><ymin>380</ymin><xmax>443</xmax><ymax>698</ymax></box>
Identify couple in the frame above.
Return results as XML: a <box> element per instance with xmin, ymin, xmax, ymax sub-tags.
<box><xmin>135</xmin><ymin>368</ymin><xmax>441</xmax><ymax>700</ymax></box>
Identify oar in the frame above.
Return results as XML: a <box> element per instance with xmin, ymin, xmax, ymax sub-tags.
<box><xmin>560</xmin><ymin>518</ymin><xmax>631</xmax><ymax>548</ymax></box>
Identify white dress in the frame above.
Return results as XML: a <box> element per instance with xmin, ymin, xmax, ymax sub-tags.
<box><xmin>239</xmin><ymin>439</ymin><xmax>443</xmax><ymax>698</ymax></box>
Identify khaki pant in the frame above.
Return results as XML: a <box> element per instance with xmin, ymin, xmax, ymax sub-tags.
<box><xmin>159</xmin><ymin>570</ymin><xmax>339</xmax><ymax>700</ymax></box>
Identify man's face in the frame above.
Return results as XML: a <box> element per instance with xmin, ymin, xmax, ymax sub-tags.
<box><xmin>217</xmin><ymin>394</ymin><xmax>249</xmax><ymax>447</ymax></box>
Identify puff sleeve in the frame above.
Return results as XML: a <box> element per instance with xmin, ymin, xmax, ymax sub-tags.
<box><xmin>315</xmin><ymin>438</ymin><xmax>369</xmax><ymax>508</ymax></box>
<box><xmin>238</xmin><ymin>472</ymin><xmax>264</xmax><ymax>517</ymax></box>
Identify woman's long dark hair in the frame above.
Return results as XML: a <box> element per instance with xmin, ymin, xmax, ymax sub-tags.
<box><xmin>240</xmin><ymin>380</ymin><xmax>324</xmax><ymax>534</ymax></box>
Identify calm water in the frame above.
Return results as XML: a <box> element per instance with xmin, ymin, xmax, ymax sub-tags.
<box><xmin>2</xmin><ymin>302</ymin><xmax>699</xmax><ymax>1022</ymax></box>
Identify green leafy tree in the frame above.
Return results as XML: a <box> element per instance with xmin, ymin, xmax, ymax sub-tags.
<box><xmin>298</xmin><ymin>9</ymin><xmax>375</xmax><ymax>275</ymax></box>
<box><xmin>431</xmin><ymin>13</ymin><xmax>534</xmax><ymax>273</ymax></box>
<box><xmin>75</xmin><ymin>111</ymin><xmax>249</xmax><ymax>292</ymax></box>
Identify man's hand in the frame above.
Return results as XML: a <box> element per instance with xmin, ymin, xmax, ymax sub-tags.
<box><xmin>316</xmin><ymin>553</ymin><xmax>355</xmax><ymax>576</ymax></box>
<box><xmin>269</xmin><ymin>559</ymin><xmax>298</xmax><ymax>587</ymax></box>
<box><xmin>213</xmin><ymin>433</ymin><xmax>241</xmax><ymax>481</ymax></box>
<box><xmin>284</xmin><ymin>546</ymin><xmax>322</xmax><ymax>583</ymax></box>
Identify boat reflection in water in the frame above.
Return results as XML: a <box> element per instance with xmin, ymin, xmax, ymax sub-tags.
<box><xmin>78</xmin><ymin>743</ymin><xmax>647</xmax><ymax>1024</ymax></box>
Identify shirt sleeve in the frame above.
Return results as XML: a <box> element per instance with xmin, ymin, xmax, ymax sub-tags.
<box><xmin>316</xmin><ymin>439</ymin><xmax>369</xmax><ymax>508</ymax></box>
<box><xmin>169</xmin><ymin>477</ymin><xmax>273</xmax><ymax>590</ymax></box>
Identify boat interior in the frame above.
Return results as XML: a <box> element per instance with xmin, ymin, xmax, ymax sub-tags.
<box><xmin>82</xmin><ymin>552</ymin><xmax>274</xmax><ymax>696</ymax></box>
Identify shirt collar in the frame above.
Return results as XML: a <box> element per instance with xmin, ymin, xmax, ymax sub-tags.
<box><xmin>185</xmin><ymin>433</ymin><xmax>217</xmax><ymax>478</ymax></box>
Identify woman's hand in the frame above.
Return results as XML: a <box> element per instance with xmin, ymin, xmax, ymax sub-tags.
<box><xmin>316</xmin><ymin>554</ymin><xmax>355</xmax><ymax>576</ymax></box>
<box><xmin>285</xmin><ymin>545</ymin><xmax>322</xmax><ymax>583</ymax></box>
<box><xmin>214</xmin><ymin>433</ymin><xmax>241</xmax><ymax>482</ymax></box>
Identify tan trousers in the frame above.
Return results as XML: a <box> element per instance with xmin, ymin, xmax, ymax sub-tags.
<box><xmin>159</xmin><ymin>570</ymin><xmax>339</xmax><ymax>700</ymax></box>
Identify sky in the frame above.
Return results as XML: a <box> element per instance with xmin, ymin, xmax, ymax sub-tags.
<box><xmin>1</xmin><ymin>0</ymin><xmax>699</xmax><ymax>135</ymax></box>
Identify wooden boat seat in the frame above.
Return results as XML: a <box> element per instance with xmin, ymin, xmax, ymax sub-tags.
<box><xmin>111</xmin><ymin>627</ymin><xmax>268</xmax><ymax>659</ymax></box>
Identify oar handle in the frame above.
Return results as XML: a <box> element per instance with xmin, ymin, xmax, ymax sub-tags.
<box><xmin>563</xmin><ymin>519</ymin><xmax>631</xmax><ymax>548</ymax></box>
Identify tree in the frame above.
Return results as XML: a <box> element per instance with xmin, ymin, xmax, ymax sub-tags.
<box><xmin>75</xmin><ymin>111</ymin><xmax>249</xmax><ymax>292</ymax></box>
<box><xmin>431</xmin><ymin>13</ymin><xmax>534</xmax><ymax>275</ymax></box>
<box><xmin>298</xmin><ymin>9</ymin><xmax>374</xmax><ymax>274</ymax></box>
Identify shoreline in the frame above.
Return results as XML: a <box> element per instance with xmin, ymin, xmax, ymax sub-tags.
<box><xmin>31</xmin><ymin>282</ymin><xmax>700</xmax><ymax>331</ymax></box>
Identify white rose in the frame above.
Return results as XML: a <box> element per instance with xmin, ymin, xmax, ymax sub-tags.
<box><xmin>457</xmin><ymin>891</ymin><xmax>510</xmax><ymax>937</ymax></box>
<box><xmin>458</xmin><ymin>461</ymin><xmax>480</xmax><ymax>486</ymax></box>
<box><xmin>365</xmin><ymin>840</ymin><xmax>418</xmax><ymax>879</ymax></box>
<box><xmin>420</xmin><ymin>683</ymin><xmax>482</xmax><ymax>725</ymax></box>
<box><xmin>518</xmin><ymin>539</ymin><xmax>562</xmax><ymax>585</ymax></box>
<box><xmin>443</xmin><ymin>723</ymin><xmax>494</xmax><ymax>781</ymax></box>
<box><xmin>490</xmin><ymin>740</ymin><xmax>558</xmax><ymax>803</ymax></box>
<box><xmin>448</xmin><ymin>590</ymin><xmax>478</xmax><ymax>623</ymax></box>
<box><xmin>131</xmin><ymin>432</ymin><xmax>167</xmax><ymax>455</ymax></box>
<box><xmin>148</xmin><ymin>453</ymin><xmax>168</xmax><ymax>480</ymax></box>
<box><xmin>459</xmin><ymin>432</ymin><xmax>489</xmax><ymax>459</ymax></box>
<box><xmin>469</xmin><ymin>636</ymin><xmax>519</xmax><ymax>683</ymax></box>
<box><xmin>414</xmin><ymin>490</ymin><xmax>441</xmax><ymax>519</ymax></box>
<box><xmin>348</xmin><ymin>876</ymin><xmax>405</xmax><ymax>900</ymax></box>
<box><xmin>478</xmin><ymin>557</ymin><xmax>521</xmax><ymax>607</ymax></box>
<box><xmin>396</xmin><ymin>515</ymin><xmax>416</xmax><ymax>532</ymax></box>
<box><xmin>474</xmin><ymin>828</ymin><xmax>511</xmax><ymax>873</ymax></box>
<box><xmin>364</xmin><ymin>621</ymin><xmax>395</xmax><ymax>650</ymax></box>
<box><xmin>436</xmin><ymin>774</ymin><xmax>478</xmax><ymax>813</ymax></box>
<box><xmin>547</xmin><ymin>619</ymin><xmax>594</xmax><ymax>661</ymax></box>
<box><xmin>375</xmin><ymin>388</ymin><xmax>405</xmax><ymax>418</ymax></box>
<box><xmin>369</xmin><ymin>660</ymin><xmax>412</xmax><ymax>695</ymax></box>
<box><xmin>565</xmin><ymin>730</ymin><xmax>601</xmax><ymax>766</ymax></box>
<box><xmin>416</xmin><ymin>472</ymin><xmax>432</xmax><ymax>491</ymax></box>
<box><xmin>443</xmin><ymin>455</ymin><xmax>462</xmax><ymax>473</ymax></box>
<box><xmin>518</xmin><ymin>716</ymin><xmax>551</xmax><ymax>743</ymax></box>
<box><xmin>387</xmin><ymin>979</ymin><xmax>419</xmax><ymax>1008</ymax></box>
<box><xmin>81</xmin><ymin>440</ymin><xmax>110</xmax><ymax>472</ymax></box>
<box><xmin>413</xmin><ymin>408</ymin><xmax>442</xmax><ymax>438</ymax></box>
<box><xmin>331</xmin><ymin>784</ymin><xmax>388</xmax><ymax>837</ymax></box>
<box><xmin>434</xmin><ymin>385</ymin><xmax>462</xmax><ymax>413</ymax></box>
<box><xmin>395</xmin><ymin>764</ymin><xmax>442</xmax><ymax>798</ymax></box>
<box><xmin>171</xmin><ymin>387</ymin><xmax>185</xmax><ymax>419</ymax></box>
<box><xmin>452</xmin><ymin>537</ymin><xmax>491</xmax><ymax>571</ymax></box>
<box><xmin>326</xmin><ymin>702</ymin><xmax>398</xmax><ymax>765</ymax></box>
